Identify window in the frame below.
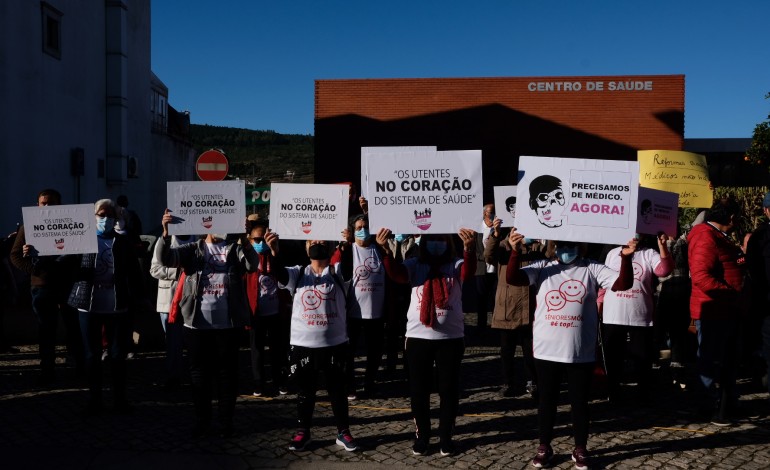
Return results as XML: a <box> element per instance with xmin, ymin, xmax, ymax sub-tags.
<box><xmin>41</xmin><ymin>2</ymin><xmax>63</xmax><ymax>59</ymax></box>
<box><xmin>150</xmin><ymin>88</ymin><xmax>168</xmax><ymax>133</ymax></box>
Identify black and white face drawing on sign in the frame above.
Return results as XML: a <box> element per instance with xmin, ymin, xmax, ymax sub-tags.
<box><xmin>505</xmin><ymin>196</ymin><xmax>517</xmax><ymax>220</ymax></box>
<box><xmin>528</xmin><ymin>175</ymin><xmax>566</xmax><ymax>228</ymax></box>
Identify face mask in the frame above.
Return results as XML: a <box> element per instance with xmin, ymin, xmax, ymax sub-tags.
<box><xmin>354</xmin><ymin>228</ymin><xmax>370</xmax><ymax>240</ymax></box>
<box><xmin>523</xmin><ymin>237</ymin><xmax>534</xmax><ymax>245</ymax></box>
<box><xmin>414</xmin><ymin>236</ymin><xmax>421</xmax><ymax>246</ymax></box>
<box><xmin>394</xmin><ymin>234</ymin><xmax>405</xmax><ymax>243</ymax></box>
<box><xmin>308</xmin><ymin>243</ymin><xmax>329</xmax><ymax>260</ymax></box>
<box><xmin>556</xmin><ymin>246</ymin><xmax>579</xmax><ymax>264</ymax></box>
<box><xmin>426</xmin><ymin>240</ymin><xmax>447</xmax><ymax>256</ymax></box>
<box><xmin>210</xmin><ymin>234</ymin><xmax>226</xmax><ymax>242</ymax></box>
<box><xmin>252</xmin><ymin>241</ymin><xmax>269</xmax><ymax>254</ymax></box>
<box><xmin>96</xmin><ymin>217</ymin><xmax>114</xmax><ymax>236</ymax></box>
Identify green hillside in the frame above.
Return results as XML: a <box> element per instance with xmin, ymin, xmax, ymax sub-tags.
<box><xmin>190</xmin><ymin>124</ymin><xmax>314</xmax><ymax>184</ymax></box>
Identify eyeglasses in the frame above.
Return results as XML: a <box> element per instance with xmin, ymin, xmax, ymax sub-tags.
<box><xmin>536</xmin><ymin>191</ymin><xmax>564</xmax><ymax>203</ymax></box>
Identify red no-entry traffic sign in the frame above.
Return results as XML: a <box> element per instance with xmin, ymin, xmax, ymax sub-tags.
<box><xmin>196</xmin><ymin>149</ymin><xmax>229</xmax><ymax>181</ymax></box>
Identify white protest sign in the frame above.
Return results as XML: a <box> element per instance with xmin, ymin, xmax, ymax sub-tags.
<box><xmin>365</xmin><ymin>150</ymin><xmax>483</xmax><ymax>234</ymax></box>
<box><xmin>361</xmin><ymin>147</ymin><xmax>437</xmax><ymax>198</ymax></box>
<box><xmin>269</xmin><ymin>183</ymin><xmax>348</xmax><ymax>240</ymax></box>
<box><xmin>515</xmin><ymin>156</ymin><xmax>639</xmax><ymax>245</ymax></box>
<box><xmin>22</xmin><ymin>204</ymin><xmax>97</xmax><ymax>255</ymax></box>
<box><xmin>166</xmin><ymin>181</ymin><xmax>246</xmax><ymax>236</ymax></box>
<box><xmin>636</xmin><ymin>187</ymin><xmax>678</xmax><ymax>237</ymax></box>
<box><xmin>493</xmin><ymin>185</ymin><xmax>518</xmax><ymax>228</ymax></box>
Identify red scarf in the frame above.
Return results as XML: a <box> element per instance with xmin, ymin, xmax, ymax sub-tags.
<box><xmin>419</xmin><ymin>264</ymin><xmax>449</xmax><ymax>328</ymax></box>
<box><xmin>168</xmin><ymin>272</ymin><xmax>186</xmax><ymax>324</ymax></box>
<box><xmin>246</xmin><ymin>254</ymin><xmax>270</xmax><ymax>316</ymax></box>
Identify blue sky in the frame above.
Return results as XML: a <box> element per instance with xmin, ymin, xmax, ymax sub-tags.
<box><xmin>151</xmin><ymin>1</ymin><xmax>769</xmax><ymax>138</ymax></box>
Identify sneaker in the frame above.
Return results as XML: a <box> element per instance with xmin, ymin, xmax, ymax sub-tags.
<box><xmin>412</xmin><ymin>438</ymin><xmax>428</xmax><ymax>456</ymax></box>
<box><xmin>252</xmin><ymin>389</ymin><xmax>263</xmax><ymax>398</ymax></box>
<box><xmin>439</xmin><ymin>439</ymin><xmax>456</xmax><ymax>456</ymax></box>
<box><xmin>710</xmin><ymin>413</ymin><xmax>732</xmax><ymax>427</ymax></box>
<box><xmin>278</xmin><ymin>385</ymin><xmax>289</xmax><ymax>396</ymax></box>
<box><xmin>289</xmin><ymin>429</ymin><xmax>311</xmax><ymax>451</ymax></box>
<box><xmin>571</xmin><ymin>446</ymin><xmax>590</xmax><ymax>470</ymax></box>
<box><xmin>531</xmin><ymin>443</ymin><xmax>553</xmax><ymax>468</ymax></box>
<box><xmin>336</xmin><ymin>429</ymin><xmax>358</xmax><ymax>451</ymax></box>
<box><xmin>347</xmin><ymin>392</ymin><xmax>357</xmax><ymax>401</ymax></box>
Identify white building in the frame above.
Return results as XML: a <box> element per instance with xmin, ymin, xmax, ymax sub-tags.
<box><xmin>0</xmin><ymin>0</ymin><xmax>195</xmax><ymax>235</ymax></box>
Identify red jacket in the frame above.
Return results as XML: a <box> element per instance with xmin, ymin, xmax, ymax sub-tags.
<box><xmin>687</xmin><ymin>222</ymin><xmax>745</xmax><ymax>320</ymax></box>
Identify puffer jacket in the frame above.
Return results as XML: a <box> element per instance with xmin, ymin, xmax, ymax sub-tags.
<box><xmin>687</xmin><ymin>222</ymin><xmax>745</xmax><ymax>320</ymax></box>
<box><xmin>149</xmin><ymin>236</ymin><xmax>190</xmax><ymax>313</ymax></box>
<box><xmin>67</xmin><ymin>234</ymin><xmax>141</xmax><ymax>312</ymax></box>
<box><xmin>158</xmin><ymin>235</ymin><xmax>258</xmax><ymax>328</ymax></box>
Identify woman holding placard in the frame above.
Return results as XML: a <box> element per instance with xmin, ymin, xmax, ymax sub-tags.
<box><xmin>506</xmin><ymin>230</ymin><xmax>636</xmax><ymax>470</ymax></box>
<box><xmin>376</xmin><ymin>227</ymin><xmax>476</xmax><ymax>457</ymax></box>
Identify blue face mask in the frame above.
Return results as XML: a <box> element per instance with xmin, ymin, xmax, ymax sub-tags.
<box><xmin>523</xmin><ymin>237</ymin><xmax>534</xmax><ymax>245</ymax></box>
<box><xmin>96</xmin><ymin>216</ymin><xmax>114</xmax><ymax>236</ymax></box>
<box><xmin>252</xmin><ymin>241</ymin><xmax>269</xmax><ymax>254</ymax></box>
<box><xmin>354</xmin><ymin>228</ymin><xmax>370</xmax><ymax>240</ymax></box>
<box><xmin>414</xmin><ymin>236</ymin><xmax>421</xmax><ymax>245</ymax></box>
<box><xmin>426</xmin><ymin>240</ymin><xmax>447</xmax><ymax>256</ymax></box>
<box><xmin>556</xmin><ymin>246</ymin><xmax>579</xmax><ymax>264</ymax></box>
<box><xmin>394</xmin><ymin>234</ymin><xmax>405</xmax><ymax>243</ymax></box>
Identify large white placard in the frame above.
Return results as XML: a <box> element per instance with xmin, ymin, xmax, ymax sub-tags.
<box><xmin>22</xmin><ymin>204</ymin><xmax>97</xmax><ymax>255</ymax></box>
<box><xmin>636</xmin><ymin>187</ymin><xmax>678</xmax><ymax>237</ymax></box>
<box><xmin>365</xmin><ymin>150</ymin><xmax>483</xmax><ymax>234</ymax></box>
<box><xmin>360</xmin><ymin>147</ymin><xmax>437</xmax><ymax>198</ymax></box>
<box><xmin>515</xmin><ymin>156</ymin><xmax>639</xmax><ymax>245</ymax></box>
<box><xmin>269</xmin><ymin>183</ymin><xmax>349</xmax><ymax>240</ymax></box>
<box><xmin>493</xmin><ymin>185</ymin><xmax>518</xmax><ymax>228</ymax></box>
<box><xmin>166</xmin><ymin>181</ymin><xmax>246</xmax><ymax>236</ymax></box>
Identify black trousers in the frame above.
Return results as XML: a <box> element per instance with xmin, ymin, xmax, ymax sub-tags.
<box><xmin>499</xmin><ymin>326</ymin><xmax>536</xmax><ymax>389</ymax></box>
<box><xmin>602</xmin><ymin>323</ymin><xmax>654</xmax><ymax>399</ymax></box>
<box><xmin>249</xmin><ymin>313</ymin><xmax>288</xmax><ymax>389</ymax></box>
<box><xmin>185</xmin><ymin>328</ymin><xmax>240</xmax><ymax>428</ymax></box>
<box><xmin>289</xmin><ymin>343</ymin><xmax>350</xmax><ymax>432</ymax></box>
<box><xmin>347</xmin><ymin>317</ymin><xmax>385</xmax><ymax>392</ymax></box>
<box><xmin>535</xmin><ymin>359</ymin><xmax>593</xmax><ymax>448</ymax></box>
<box><xmin>405</xmin><ymin>337</ymin><xmax>464</xmax><ymax>443</ymax></box>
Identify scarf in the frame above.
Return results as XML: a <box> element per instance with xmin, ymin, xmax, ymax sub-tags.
<box><xmin>168</xmin><ymin>272</ymin><xmax>186</xmax><ymax>324</ymax></box>
<box><xmin>246</xmin><ymin>254</ymin><xmax>270</xmax><ymax>316</ymax></box>
<box><xmin>419</xmin><ymin>263</ymin><xmax>449</xmax><ymax>328</ymax></box>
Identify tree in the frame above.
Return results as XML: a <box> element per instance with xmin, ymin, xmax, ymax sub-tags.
<box><xmin>745</xmin><ymin>92</ymin><xmax>770</xmax><ymax>170</ymax></box>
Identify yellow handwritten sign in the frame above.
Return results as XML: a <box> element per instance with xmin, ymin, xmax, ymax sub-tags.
<box><xmin>638</xmin><ymin>150</ymin><xmax>713</xmax><ymax>208</ymax></box>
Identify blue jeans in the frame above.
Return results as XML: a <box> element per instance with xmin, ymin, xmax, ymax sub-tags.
<box><xmin>79</xmin><ymin>310</ymin><xmax>131</xmax><ymax>405</ymax></box>
<box><xmin>159</xmin><ymin>312</ymin><xmax>185</xmax><ymax>381</ymax></box>
<box><xmin>695</xmin><ymin>318</ymin><xmax>739</xmax><ymax>401</ymax></box>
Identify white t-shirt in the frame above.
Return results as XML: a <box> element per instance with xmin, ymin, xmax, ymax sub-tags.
<box><xmin>602</xmin><ymin>247</ymin><xmax>662</xmax><ymax>327</ymax></box>
<box><xmin>196</xmin><ymin>241</ymin><xmax>232</xmax><ymax>329</ymax></box>
<box><xmin>256</xmin><ymin>257</ymin><xmax>280</xmax><ymax>317</ymax></box>
<box><xmin>405</xmin><ymin>258</ymin><xmax>466</xmax><ymax>340</ymax></box>
<box><xmin>523</xmin><ymin>258</ymin><xmax>619</xmax><ymax>363</ymax></box>
<box><xmin>285</xmin><ymin>263</ymin><xmax>348</xmax><ymax>348</ymax></box>
<box><xmin>348</xmin><ymin>244</ymin><xmax>386</xmax><ymax>320</ymax></box>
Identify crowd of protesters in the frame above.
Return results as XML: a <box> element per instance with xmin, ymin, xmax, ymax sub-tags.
<box><xmin>2</xmin><ymin>185</ymin><xmax>770</xmax><ymax>470</ymax></box>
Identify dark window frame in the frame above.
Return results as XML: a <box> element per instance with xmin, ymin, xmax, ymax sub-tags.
<box><xmin>41</xmin><ymin>2</ymin><xmax>63</xmax><ymax>59</ymax></box>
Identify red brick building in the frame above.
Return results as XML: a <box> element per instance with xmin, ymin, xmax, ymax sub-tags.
<box><xmin>314</xmin><ymin>75</ymin><xmax>685</xmax><ymax>200</ymax></box>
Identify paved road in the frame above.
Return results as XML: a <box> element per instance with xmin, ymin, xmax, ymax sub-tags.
<box><xmin>1</xmin><ymin>324</ymin><xmax>769</xmax><ymax>469</ymax></box>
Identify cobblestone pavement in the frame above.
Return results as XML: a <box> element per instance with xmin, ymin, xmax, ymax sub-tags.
<box><xmin>1</xmin><ymin>323</ymin><xmax>769</xmax><ymax>469</ymax></box>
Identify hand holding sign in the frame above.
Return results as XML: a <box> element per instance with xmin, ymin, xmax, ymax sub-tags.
<box><xmin>621</xmin><ymin>238</ymin><xmax>638</xmax><ymax>257</ymax></box>
<box><xmin>458</xmin><ymin>228</ymin><xmax>477</xmax><ymax>253</ymax></box>
<box><xmin>264</xmin><ymin>230</ymin><xmax>280</xmax><ymax>256</ymax></box>
<box><xmin>375</xmin><ymin>228</ymin><xmax>393</xmax><ymax>256</ymax></box>
<box><xmin>508</xmin><ymin>229</ymin><xmax>525</xmax><ymax>252</ymax></box>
